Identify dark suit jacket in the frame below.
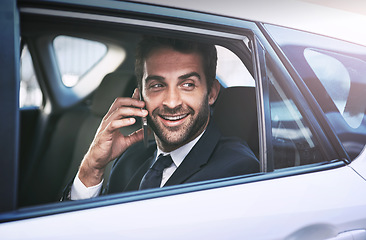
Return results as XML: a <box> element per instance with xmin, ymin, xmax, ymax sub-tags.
<box><xmin>106</xmin><ymin>120</ymin><xmax>259</xmax><ymax>194</ymax></box>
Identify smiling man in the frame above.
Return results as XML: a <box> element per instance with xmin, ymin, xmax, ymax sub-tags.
<box><xmin>67</xmin><ymin>36</ymin><xmax>259</xmax><ymax>200</ymax></box>
<box><xmin>142</xmin><ymin>44</ymin><xmax>215</xmax><ymax>153</ymax></box>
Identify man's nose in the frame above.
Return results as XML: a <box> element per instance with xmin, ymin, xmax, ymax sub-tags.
<box><xmin>162</xmin><ymin>86</ymin><xmax>182</xmax><ymax>109</ymax></box>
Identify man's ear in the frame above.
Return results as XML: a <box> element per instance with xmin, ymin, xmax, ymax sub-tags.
<box><xmin>208</xmin><ymin>79</ymin><xmax>221</xmax><ymax>106</ymax></box>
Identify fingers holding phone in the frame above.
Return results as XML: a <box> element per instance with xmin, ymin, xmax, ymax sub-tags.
<box><xmin>78</xmin><ymin>91</ymin><xmax>148</xmax><ymax>186</ymax></box>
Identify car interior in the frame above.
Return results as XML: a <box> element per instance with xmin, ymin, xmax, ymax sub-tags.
<box><xmin>17</xmin><ymin>13</ymin><xmax>259</xmax><ymax>207</ymax></box>
<box><xmin>17</xmin><ymin>7</ymin><xmax>334</xmax><ymax>208</ymax></box>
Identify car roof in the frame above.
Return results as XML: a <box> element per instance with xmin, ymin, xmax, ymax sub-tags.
<box><xmin>131</xmin><ymin>0</ymin><xmax>366</xmax><ymax>46</ymax></box>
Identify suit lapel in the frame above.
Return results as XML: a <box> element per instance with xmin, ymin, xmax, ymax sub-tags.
<box><xmin>122</xmin><ymin>121</ymin><xmax>221</xmax><ymax>191</ymax></box>
<box><xmin>164</xmin><ymin>120</ymin><xmax>221</xmax><ymax>186</ymax></box>
<box><xmin>123</xmin><ymin>147</ymin><xmax>157</xmax><ymax>192</ymax></box>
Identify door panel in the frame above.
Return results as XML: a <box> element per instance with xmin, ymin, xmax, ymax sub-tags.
<box><xmin>0</xmin><ymin>166</ymin><xmax>365</xmax><ymax>239</ymax></box>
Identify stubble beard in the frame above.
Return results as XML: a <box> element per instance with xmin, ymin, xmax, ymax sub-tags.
<box><xmin>148</xmin><ymin>98</ymin><xmax>210</xmax><ymax>152</ymax></box>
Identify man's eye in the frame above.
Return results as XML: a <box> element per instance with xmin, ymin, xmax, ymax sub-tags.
<box><xmin>150</xmin><ymin>83</ymin><xmax>164</xmax><ymax>89</ymax></box>
<box><xmin>182</xmin><ymin>82</ymin><xmax>195</xmax><ymax>89</ymax></box>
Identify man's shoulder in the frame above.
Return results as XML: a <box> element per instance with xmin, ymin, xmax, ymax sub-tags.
<box><xmin>209</xmin><ymin>135</ymin><xmax>260</xmax><ymax>174</ymax></box>
<box><xmin>197</xmin><ymin>120</ymin><xmax>258</xmax><ymax>163</ymax></box>
<box><xmin>216</xmin><ymin>135</ymin><xmax>256</xmax><ymax>158</ymax></box>
<box><xmin>184</xmin><ymin>135</ymin><xmax>259</xmax><ymax>183</ymax></box>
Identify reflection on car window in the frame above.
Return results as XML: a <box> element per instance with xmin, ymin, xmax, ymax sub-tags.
<box><xmin>265</xmin><ymin>23</ymin><xmax>366</xmax><ymax>160</ymax></box>
<box><xmin>266</xmin><ymin>65</ymin><xmax>324</xmax><ymax>169</ymax></box>
<box><xmin>20</xmin><ymin>45</ymin><xmax>42</xmax><ymax>108</ymax></box>
<box><xmin>53</xmin><ymin>36</ymin><xmax>107</xmax><ymax>87</ymax></box>
<box><xmin>304</xmin><ymin>49</ymin><xmax>366</xmax><ymax>129</ymax></box>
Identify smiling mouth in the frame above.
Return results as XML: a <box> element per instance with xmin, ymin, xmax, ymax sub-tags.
<box><xmin>160</xmin><ymin>113</ymin><xmax>189</xmax><ymax>121</ymax></box>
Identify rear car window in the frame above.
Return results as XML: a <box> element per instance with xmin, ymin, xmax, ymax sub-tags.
<box><xmin>265</xmin><ymin>24</ymin><xmax>366</xmax><ymax>160</ymax></box>
<box><xmin>304</xmin><ymin>48</ymin><xmax>365</xmax><ymax>129</ymax></box>
<box><xmin>20</xmin><ymin>44</ymin><xmax>42</xmax><ymax>108</ymax></box>
<box><xmin>53</xmin><ymin>36</ymin><xmax>107</xmax><ymax>87</ymax></box>
<box><xmin>266</xmin><ymin>56</ymin><xmax>324</xmax><ymax>169</ymax></box>
<box><xmin>216</xmin><ymin>44</ymin><xmax>255</xmax><ymax>87</ymax></box>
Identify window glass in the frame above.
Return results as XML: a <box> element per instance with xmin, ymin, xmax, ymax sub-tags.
<box><xmin>266</xmin><ymin>62</ymin><xmax>324</xmax><ymax>169</ymax></box>
<box><xmin>53</xmin><ymin>36</ymin><xmax>107</xmax><ymax>87</ymax></box>
<box><xmin>265</xmin><ymin>23</ymin><xmax>366</xmax><ymax>160</ymax></box>
<box><xmin>20</xmin><ymin>45</ymin><xmax>43</xmax><ymax>108</ymax></box>
<box><xmin>216</xmin><ymin>45</ymin><xmax>255</xmax><ymax>87</ymax></box>
<box><xmin>304</xmin><ymin>49</ymin><xmax>365</xmax><ymax>129</ymax></box>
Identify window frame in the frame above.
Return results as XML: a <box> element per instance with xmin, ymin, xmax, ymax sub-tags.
<box><xmin>252</xmin><ymin>32</ymin><xmax>341</xmax><ymax>172</ymax></box>
<box><xmin>12</xmin><ymin>2</ymin><xmax>262</xmax><ymax>213</ymax></box>
<box><xmin>261</xmin><ymin>23</ymin><xmax>352</xmax><ymax>163</ymax></box>
<box><xmin>260</xmin><ymin>23</ymin><xmax>348</xmax><ymax>163</ymax></box>
<box><xmin>265</xmin><ymin>24</ymin><xmax>366</xmax><ymax>161</ymax></box>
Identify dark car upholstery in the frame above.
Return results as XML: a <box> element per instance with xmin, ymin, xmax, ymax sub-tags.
<box><xmin>213</xmin><ymin>86</ymin><xmax>259</xmax><ymax>158</ymax></box>
<box><xmin>19</xmin><ymin>70</ymin><xmax>137</xmax><ymax>206</ymax></box>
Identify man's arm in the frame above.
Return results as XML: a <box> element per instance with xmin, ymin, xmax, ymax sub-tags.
<box><xmin>66</xmin><ymin>89</ymin><xmax>148</xmax><ymax>199</ymax></box>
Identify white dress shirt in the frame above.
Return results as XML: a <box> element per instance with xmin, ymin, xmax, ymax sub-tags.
<box><xmin>70</xmin><ymin>131</ymin><xmax>205</xmax><ymax>200</ymax></box>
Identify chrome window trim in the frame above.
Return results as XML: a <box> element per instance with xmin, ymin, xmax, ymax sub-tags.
<box><xmin>251</xmin><ymin>37</ymin><xmax>268</xmax><ymax>172</ymax></box>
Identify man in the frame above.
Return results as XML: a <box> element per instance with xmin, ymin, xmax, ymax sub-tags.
<box><xmin>68</xmin><ymin>36</ymin><xmax>259</xmax><ymax>200</ymax></box>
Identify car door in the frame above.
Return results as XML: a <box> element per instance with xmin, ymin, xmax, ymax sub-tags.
<box><xmin>1</xmin><ymin>1</ymin><xmax>366</xmax><ymax>239</ymax></box>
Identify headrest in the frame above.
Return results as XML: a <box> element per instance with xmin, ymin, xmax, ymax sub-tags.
<box><xmin>213</xmin><ymin>86</ymin><xmax>259</xmax><ymax>156</ymax></box>
<box><xmin>91</xmin><ymin>71</ymin><xmax>136</xmax><ymax>117</ymax></box>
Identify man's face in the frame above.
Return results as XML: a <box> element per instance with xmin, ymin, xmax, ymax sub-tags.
<box><xmin>142</xmin><ymin>47</ymin><xmax>216</xmax><ymax>152</ymax></box>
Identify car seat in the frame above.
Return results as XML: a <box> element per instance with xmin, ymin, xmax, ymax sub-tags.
<box><xmin>19</xmin><ymin>70</ymin><xmax>137</xmax><ymax>206</ymax></box>
<box><xmin>212</xmin><ymin>86</ymin><xmax>259</xmax><ymax>158</ymax></box>
<box><xmin>60</xmin><ymin>70</ymin><xmax>138</xmax><ymax>191</ymax></box>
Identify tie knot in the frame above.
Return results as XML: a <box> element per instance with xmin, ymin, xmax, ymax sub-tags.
<box><xmin>139</xmin><ymin>154</ymin><xmax>173</xmax><ymax>190</ymax></box>
<box><xmin>152</xmin><ymin>154</ymin><xmax>173</xmax><ymax>172</ymax></box>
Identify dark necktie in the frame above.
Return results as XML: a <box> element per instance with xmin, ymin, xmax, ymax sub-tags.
<box><xmin>139</xmin><ymin>154</ymin><xmax>173</xmax><ymax>190</ymax></box>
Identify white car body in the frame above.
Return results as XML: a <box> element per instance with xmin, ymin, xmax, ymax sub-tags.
<box><xmin>1</xmin><ymin>155</ymin><xmax>366</xmax><ymax>239</ymax></box>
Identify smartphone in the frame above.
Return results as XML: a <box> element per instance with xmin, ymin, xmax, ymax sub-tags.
<box><xmin>140</xmin><ymin>92</ymin><xmax>149</xmax><ymax>148</ymax></box>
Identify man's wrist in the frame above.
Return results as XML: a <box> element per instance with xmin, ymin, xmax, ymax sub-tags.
<box><xmin>78</xmin><ymin>156</ymin><xmax>105</xmax><ymax>187</ymax></box>
<box><xmin>70</xmin><ymin>173</ymin><xmax>104</xmax><ymax>200</ymax></box>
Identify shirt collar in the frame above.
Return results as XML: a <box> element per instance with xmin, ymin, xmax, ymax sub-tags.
<box><xmin>156</xmin><ymin>130</ymin><xmax>205</xmax><ymax>168</ymax></box>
